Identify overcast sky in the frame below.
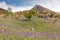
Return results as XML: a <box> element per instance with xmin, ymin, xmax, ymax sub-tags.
<box><xmin>0</xmin><ymin>0</ymin><xmax>60</xmax><ymax>12</ymax></box>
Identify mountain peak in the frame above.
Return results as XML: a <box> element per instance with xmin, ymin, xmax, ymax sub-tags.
<box><xmin>32</xmin><ymin>5</ymin><xmax>46</xmax><ymax>11</ymax></box>
<box><xmin>32</xmin><ymin>5</ymin><xmax>54</xmax><ymax>12</ymax></box>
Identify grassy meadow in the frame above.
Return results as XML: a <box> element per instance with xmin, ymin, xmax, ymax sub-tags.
<box><xmin>0</xmin><ymin>7</ymin><xmax>60</xmax><ymax>40</ymax></box>
<box><xmin>0</xmin><ymin>16</ymin><xmax>60</xmax><ymax>40</ymax></box>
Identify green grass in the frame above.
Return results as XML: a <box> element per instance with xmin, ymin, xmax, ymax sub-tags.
<box><xmin>0</xmin><ymin>35</ymin><xmax>53</xmax><ymax>40</ymax></box>
<box><xmin>0</xmin><ymin>17</ymin><xmax>60</xmax><ymax>40</ymax></box>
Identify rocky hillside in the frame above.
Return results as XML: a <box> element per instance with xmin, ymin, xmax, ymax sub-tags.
<box><xmin>0</xmin><ymin>5</ymin><xmax>59</xmax><ymax>19</ymax></box>
<box><xmin>0</xmin><ymin>8</ymin><xmax>8</xmax><ymax>14</ymax></box>
<box><xmin>32</xmin><ymin>5</ymin><xmax>56</xmax><ymax>13</ymax></box>
<box><xmin>31</xmin><ymin>5</ymin><xmax>59</xmax><ymax>18</ymax></box>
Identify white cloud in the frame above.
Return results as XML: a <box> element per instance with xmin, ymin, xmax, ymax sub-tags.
<box><xmin>0</xmin><ymin>1</ymin><xmax>33</xmax><ymax>12</ymax></box>
<box><xmin>10</xmin><ymin>6</ymin><xmax>33</xmax><ymax>12</ymax></box>
<box><xmin>0</xmin><ymin>0</ymin><xmax>60</xmax><ymax>12</ymax></box>
<box><xmin>42</xmin><ymin>0</ymin><xmax>60</xmax><ymax>12</ymax></box>
<box><xmin>0</xmin><ymin>2</ymin><xmax>8</xmax><ymax>10</ymax></box>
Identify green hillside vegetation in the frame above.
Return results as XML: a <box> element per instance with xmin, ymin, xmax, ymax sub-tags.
<box><xmin>0</xmin><ymin>5</ymin><xmax>60</xmax><ymax>40</ymax></box>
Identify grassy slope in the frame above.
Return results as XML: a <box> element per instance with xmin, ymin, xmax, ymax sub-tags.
<box><xmin>0</xmin><ymin>17</ymin><xmax>60</xmax><ymax>40</ymax></box>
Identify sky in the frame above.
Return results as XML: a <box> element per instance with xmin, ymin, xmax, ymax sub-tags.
<box><xmin>0</xmin><ymin>0</ymin><xmax>60</xmax><ymax>12</ymax></box>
